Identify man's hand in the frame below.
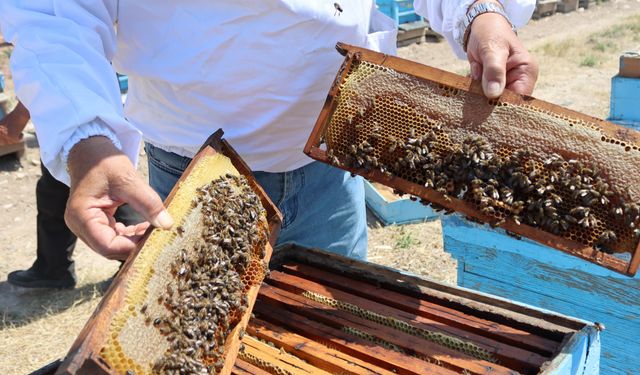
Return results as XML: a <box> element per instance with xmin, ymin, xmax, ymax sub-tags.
<box><xmin>66</xmin><ymin>136</ymin><xmax>173</xmax><ymax>260</ymax></box>
<box><xmin>465</xmin><ymin>4</ymin><xmax>538</xmax><ymax>99</ymax></box>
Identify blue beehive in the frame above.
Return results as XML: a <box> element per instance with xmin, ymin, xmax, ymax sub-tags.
<box><xmin>609</xmin><ymin>75</ymin><xmax>640</xmax><ymax>130</ymax></box>
<box><xmin>364</xmin><ymin>180</ymin><xmax>437</xmax><ymax>225</ymax></box>
<box><xmin>376</xmin><ymin>0</ymin><xmax>422</xmax><ymax>25</ymax></box>
<box><xmin>117</xmin><ymin>73</ymin><xmax>129</xmax><ymax>94</ymax></box>
<box><xmin>442</xmin><ymin>215</ymin><xmax>638</xmax><ymax>374</ymax></box>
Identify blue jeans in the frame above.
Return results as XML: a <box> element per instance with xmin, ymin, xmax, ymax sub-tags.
<box><xmin>144</xmin><ymin>143</ymin><xmax>368</xmax><ymax>260</ymax></box>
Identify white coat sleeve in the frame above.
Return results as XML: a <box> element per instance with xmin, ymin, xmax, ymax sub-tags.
<box><xmin>0</xmin><ymin>1</ymin><xmax>142</xmax><ymax>185</ymax></box>
<box><xmin>413</xmin><ymin>0</ymin><xmax>536</xmax><ymax>59</ymax></box>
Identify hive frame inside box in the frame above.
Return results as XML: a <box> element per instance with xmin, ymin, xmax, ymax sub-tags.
<box><xmin>55</xmin><ymin>130</ymin><xmax>282</xmax><ymax>375</ymax></box>
<box><xmin>304</xmin><ymin>42</ymin><xmax>640</xmax><ymax>276</ymax></box>
<box><xmin>268</xmin><ymin>246</ymin><xmax>601</xmax><ymax>375</ymax></box>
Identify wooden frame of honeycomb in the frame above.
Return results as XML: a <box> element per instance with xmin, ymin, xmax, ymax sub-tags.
<box><xmin>305</xmin><ymin>43</ymin><xmax>640</xmax><ymax>276</ymax></box>
<box><xmin>56</xmin><ymin>130</ymin><xmax>282</xmax><ymax>375</ymax></box>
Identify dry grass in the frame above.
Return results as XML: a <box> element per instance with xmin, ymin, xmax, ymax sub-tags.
<box><xmin>0</xmin><ymin>249</ymin><xmax>119</xmax><ymax>374</ymax></box>
<box><xmin>536</xmin><ymin>15</ymin><xmax>640</xmax><ymax>68</ymax></box>
<box><xmin>368</xmin><ymin>220</ymin><xmax>457</xmax><ymax>285</ymax></box>
<box><xmin>1</xmin><ymin>288</ymin><xmax>103</xmax><ymax>374</ymax></box>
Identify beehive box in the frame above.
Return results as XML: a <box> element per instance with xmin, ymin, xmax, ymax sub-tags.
<box><xmin>556</xmin><ymin>0</ymin><xmax>579</xmax><ymax>13</ymax></box>
<box><xmin>304</xmin><ymin>43</ymin><xmax>640</xmax><ymax>276</ymax></box>
<box><xmin>365</xmin><ymin>181</ymin><xmax>438</xmax><ymax>225</ymax></box>
<box><xmin>34</xmin><ymin>246</ymin><xmax>600</xmax><ymax>375</ymax></box>
<box><xmin>442</xmin><ymin>215</ymin><xmax>637</xmax><ymax>374</ymax></box>
<box><xmin>533</xmin><ymin>0</ymin><xmax>558</xmax><ymax>19</ymax></box>
<box><xmin>609</xmin><ymin>76</ymin><xmax>640</xmax><ymax>129</ymax></box>
<box><xmin>55</xmin><ymin>130</ymin><xmax>282</xmax><ymax>375</ymax></box>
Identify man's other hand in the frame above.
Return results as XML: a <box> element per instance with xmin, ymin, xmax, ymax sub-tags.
<box><xmin>65</xmin><ymin>136</ymin><xmax>173</xmax><ymax>260</ymax></box>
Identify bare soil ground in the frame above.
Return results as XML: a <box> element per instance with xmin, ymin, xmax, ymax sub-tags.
<box><xmin>2</xmin><ymin>1</ymin><xmax>640</xmax><ymax>373</ymax></box>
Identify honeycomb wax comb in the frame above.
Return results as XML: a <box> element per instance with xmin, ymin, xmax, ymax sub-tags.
<box><xmin>305</xmin><ymin>43</ymin><xmax>640</xmax><ymax>276</ymax></box>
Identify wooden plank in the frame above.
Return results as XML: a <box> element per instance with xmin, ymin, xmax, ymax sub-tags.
<box><xmin>443</xmin><ymin>216</ymin><xmax>640</xmax><ymax>318</ymax></box>
<box><xmin>461</xmin><ymin>272</ymin><xmax>634</xmax><ymax>374</ymax></box>
<box><xmin>271</xmin><ymin>246</ymin><xmax>583</xmax><ymax>335</ymax></box>
<box><xmin>619</xmin><ymin>52</ymin><xmax>640</xmax><ymax>78</ymax></box>
<box><xmin>241</xmin><ymin>336</ymin><xmax>329</xmax><ymax>375</ymax></box>
<box><xmin>248</xmin><ymin>317</ymin><xmax>397</xmax><ymax>375</ymax></box>
<box><xmin>267</xmin><ymin>270</ymin><xmax>548</xmax><ymax>371</ymax></box>
<box><xmin>556</xmin><ymin>0</ymin><xmax>578</xmax><ymax>13</ymax></box>
<box><xmin>232</xmin><ymin>359</ymin><xmax>272</xmax><ymax>375</ymax></box>
<box><xmin>280</xmin><ymin>262</ymin><xmax>559</xmax><ymax>355</ymax></box>
<box><xmin>539</xmin><ymin>326</ymin><xmax>599</xmax><ymax>375</ymax></box>
<box><xmin>257</xmin><ymin>283</ymin><xmax>519</xmax><ymax>375</ymax></box>
<box><xmin>253</xmin><ymin>297</ymin><xmax>458</xmax><ymax>375</ymax></box>
<box><xmin>442</xmin><ymin>219</ymin><xmax>633</xmax><ymax>373</ymax></box>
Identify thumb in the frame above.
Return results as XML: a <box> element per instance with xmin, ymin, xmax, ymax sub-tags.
<box><xmin>479</xmin><ymin>47</ymin><xmax>509</xmax><ymax>99</ymax></box>
<box><xmin>117</xmin><ymin>175</ymin><xmax>173</xmax><ymax>230</ymax></box>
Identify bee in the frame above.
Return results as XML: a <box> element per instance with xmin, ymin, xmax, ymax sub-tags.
<box><xmin>176</xmin><ymin>225</ymin><xmax>185</xmax><ymax>236</ymax></box>
<box><xmin>597</xmin><ymin>230</ymin><xmax>617</xmax><ymax>245</ymax></box>
<box><xmin>334</xmin><ymin>2</ymin><xmax>343</xmax><ymax>16</ymax></box>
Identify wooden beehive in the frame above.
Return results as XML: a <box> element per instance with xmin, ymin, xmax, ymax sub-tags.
<box><xmin>304</xmin><ymin>42</ymin><xmax>640</xmax><ymax>276</ymax></box>
<box><xmin>34</xmin><ymin>246</ymin><xmax>601</xmax><ymax>375</ymax></box>
<box><xmin>55</xmin><ymin>130</ymin><xmax>282</xmax><ymax>375</ymax></box>
<box><xmin>442</xmin><ymin>215</ymin><xmax>636</xmax><ymax>374</ymax></box>
<box><xmin>242</xmin><ymin>246</ymin><xmax>602</xmax><ymax>375</ymax></box>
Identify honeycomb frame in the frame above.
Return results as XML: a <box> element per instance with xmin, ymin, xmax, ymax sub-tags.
<box><xmin>304</xmin><ymin>43</ymin><xmax>640</xmax><ymax>276</ymax></box>
<box><xmin>56</xmin><ymin>130</ymin><xmax>283</xmax><ymax>375</ymax></box>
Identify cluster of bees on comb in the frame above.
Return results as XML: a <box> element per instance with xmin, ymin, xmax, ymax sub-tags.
<box><xmin>140</xmin><ymin>174</ymin><xmax>268</xmax><ymax>374</ymax></box>
<box><xmin>326</xmin><ymin>124</ymin><xmax>640</xmax><ymax>254</ymax></box>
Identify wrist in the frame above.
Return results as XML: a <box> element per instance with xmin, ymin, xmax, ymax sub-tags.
<box><xmin>461</xmin><ymin>1</ymin><xmax>515</xmax><ymax>52</ymax></box>
<box><xmin>67</xmin><ymin>136</ymin><xmax>124</xmax><ymax>185</ymax></box>
<box><xmin>468</xmin><ymin>0</ymin><xmax>503</xmax><ymax>11</ymax></box>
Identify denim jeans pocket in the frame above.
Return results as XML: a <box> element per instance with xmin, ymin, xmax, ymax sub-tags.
<box><xmin>145</xmin><ymin>144</ymin><xmax>184</xmax><ymax>177</ymax></box>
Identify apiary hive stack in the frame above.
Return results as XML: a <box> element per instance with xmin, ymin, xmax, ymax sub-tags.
<box><xmin>56</xmin><ymin>131</ymin><xmax>282</xmax><ymax>375</ymax></box>
<box><xmin>306</xmin><ymin>43</ymin><xmax>640</xmax><ymax>275</ymax></box>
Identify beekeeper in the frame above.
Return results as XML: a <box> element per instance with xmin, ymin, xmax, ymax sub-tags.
<box><xmin>0</xmin><ymin>0</ymin><xmax>538</xmax><ymax>261</ymax></box>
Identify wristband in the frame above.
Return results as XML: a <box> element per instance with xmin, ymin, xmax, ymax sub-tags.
<box><xmin>457</xmin><ymin>2</ymin><xmax>516</xmax><ymax>52</ymax></box>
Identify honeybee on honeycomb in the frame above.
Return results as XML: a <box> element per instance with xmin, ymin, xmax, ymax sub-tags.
<box><xmin>326</xmin><ymin>123</ymin><xmax>639</xmax><ymax>255</ymax></box>
<box><xmin>139</xmin><ymin>174</ymin><xmax>269</xmax><ymax>374</ymax></box>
